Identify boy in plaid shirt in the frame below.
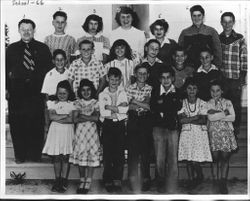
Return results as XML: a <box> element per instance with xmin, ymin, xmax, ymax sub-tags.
<box><xmin>126</xmin><ymin>64</ymin><xmax>153</xmax><ymax>192</ymax></box>
<box><xmin>219</xmin><ymin>12</ymin><xmax>247</xmax><ymax>134</ymax></box>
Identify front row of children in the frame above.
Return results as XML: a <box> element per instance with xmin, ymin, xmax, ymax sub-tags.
<box><xmin>42</xmin><ymin>62</ymin><xmax>237</xmax><ymax>195</ymax></box>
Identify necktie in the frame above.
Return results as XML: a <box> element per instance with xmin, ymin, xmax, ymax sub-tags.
<box><xmin>23</xmin><ymin>43</ymin><xmax>35</xmax><ymax>71</ymax></box>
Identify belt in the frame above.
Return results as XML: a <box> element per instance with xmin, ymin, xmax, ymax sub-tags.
<box><xmin>129</xmin><ymin>110</ymin><xmax>150</xmax><ymax>117</ymax></box>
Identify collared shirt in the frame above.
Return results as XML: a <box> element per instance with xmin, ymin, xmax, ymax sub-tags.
<box><xmin>99</xmin><ymin>87</ymin><xmax>128</xmax><ymax>121</ymax></box>
<box><xmin>44</xmin><ymin>34</ymin><xmax>76</xmax><ymax>65</ymax></box>
<box><xmin>219</xmin><ymin>30</ymin><xmax>247</xmax><ymax>79</ymax></box>
<box><xmin>68</xmin><ymin>57</ymin><xmax>106</xmax><ymax>92</ymax></box>
<box><xmin>160</xmin><ymin>84</ymin><xmax>176</xmax><ymax>96</ymax></box>
<box><xmin>104</xmin><ymin>58</ymin><xmax>135</xmax><ymax>88</ymax></box>
<box><xmin>141</xmin><ymin>57</ymin><xmax>163</xmax><ymax>66</ymax></box>
<box><xmin>197</xmin><ymin>64</ymin><xmax>218</xmax><ymax>73</ymax></box>
<box><xmin>178</xmin><ymin>24</ymin><xmax>222</xmax><ymax>69</ymax></box>
<box><xmin>41</xmin><ymin>67</ymin><xmax>69</xmax><ymax>95</ymax></box>
<box><xmin>126</xmin><ymin>82</ymin><xmax>152</xmax><ymax>102</ymax></box>
<box><xmin>76</xmin><ymin>32</ymin><xmax>110</xmax><ymax>62</ymax></box>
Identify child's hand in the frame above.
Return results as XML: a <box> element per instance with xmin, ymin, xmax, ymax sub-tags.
<box><xmin>118</xmin><ymin>102</ymin><xmax>128</xmax><ymax>107</ymax></box>
<box><xmin>224</xmin><ymin>109</ymin><xmax>230</xmax><ymax>116</ymax></box>
<box><xmin>208</xmin><ymin>109</ymin><xmax>220</xmax><ymax>114</ymax></box>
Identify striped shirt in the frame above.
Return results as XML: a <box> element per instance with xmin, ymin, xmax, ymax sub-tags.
<box><xmin>104</xmin><ymin>58</ymin><xmax>135</xmax><ymax>89</ymax></box>
<box><xmin>68</xmin><ymin>57</ymin><xmax>106</xmax><ymax>92</ymax></box>
<box><xmin>126</xmin><ymin>82</ymin><xmax>152</xmax><ymax>102</ymax></box>
<box><xmin>44</xmin><ymin>34</ymin><xmax>76</xmax><ymax>65</ymax></box>
<box><xmin>219</xmin><ymin>30</ymin><xmax>247</xmax><ymax>79</ymax></box>
<box><xmin>76</xmin><ymin>32</ymin><xmax>110</xmax><ymax>62</ymax></box>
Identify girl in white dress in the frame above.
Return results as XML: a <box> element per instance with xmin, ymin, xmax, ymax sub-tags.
<box><xmin>42</xmin><ymin>80</ymin><xmax>75</xmax><ymax>193</ymax></box>
<box><xmin>178</xmin><ymin>78</ymin><xmax>212</xmax><ymax>188</ymax></box>
<box><xmin>69</xmin><ymin>79</ymin><xmax>101</xmax><ymax>194</ymax></box>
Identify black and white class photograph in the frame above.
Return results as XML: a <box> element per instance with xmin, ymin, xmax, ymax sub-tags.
<box><xmin>1</xmin><ymin>0</ymin><xmax>249</xmax><ymax>200</ymax></box>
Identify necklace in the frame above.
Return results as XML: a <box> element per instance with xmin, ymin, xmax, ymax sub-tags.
<box><xmin>187</xmin><ymin>99</ymin><xmax>197</xmax><ymax>113</ymax></box>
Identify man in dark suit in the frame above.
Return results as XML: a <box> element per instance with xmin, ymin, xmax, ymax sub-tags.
<box><xmin>6</xmin><ymin>19</ymin><xmax>53</xmax><ymax>163</ymax></box>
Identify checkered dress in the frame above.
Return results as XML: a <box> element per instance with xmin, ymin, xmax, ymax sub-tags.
<box><xmin>68</xmin><ymin>57</ymin><xmax>106</xmax><ymax>92</ymax></box>
<box><xmin>69</xmin><ymin>99</ymin><xmax>101</xmax><ymax>167</ymax></box>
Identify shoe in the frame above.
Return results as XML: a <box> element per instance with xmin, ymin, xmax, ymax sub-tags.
<box><xmin>219</xmin><ymin>179</ymin><xmax>228</xmax><ymax>194</ymax></box>
<box><xmin>141</xmin><ymin>179</ymin><xmax>151</xmax><ymax>191</ymax></box>
<box><xmin>51</xmin><ymin>178</ymin><xmax>61</xmax><ymax>192</ymax></box>
<box><xmin>15</xmin><ymin>158</ymin><xmax>25</xmax><ymax>164</ymax></box>
<box><xmin>83</xmin><ymin>179</ymin><xmax>91</xmax><ymax>194</ymax></box>
<box><xmin>113</xmin><ymin>180</ymin><xmax>122</xmax><ymax>193</ymax></box>
<box><xmin>76</xmin><ymin>180</ymin><xmax>85</xmax><ymax>194</ymax></box>
<box><xmin>104</xmin><ymin>182</ymin><xmax>114</xmax><ymax>193</ymax></box>
<box><xmin>60</xmin><ymin>178</ymin><xmax>68</xmax><ymax>192</ymax></box>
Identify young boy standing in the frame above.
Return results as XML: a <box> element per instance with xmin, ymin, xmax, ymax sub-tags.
<box><xmin>172</xmin><ymin>46</ymin><xmax>194</xmax><ymax>90</ymax></box>
<box><xmin>219</xmin><ymin>12</ymin><xmax>247</xmax><ymax>134</ymax></box>
<box><xmin>126</xmin><ymin>64</ymin><xmax>152</xmax><ymax>192</ymax></box>
<box><xmin>150</xmin><ymin>67</ymin><xmax>182</xmax><ymax>193</ymax></box>
<box><xmin>68</xmin><ymin>40</ymin><xmax>106</xmax><ymax>96</ymax></box>
<box><xmin>99</xmin><ymin>67</ymin><xmax>129</xmax><ymax>193</ymax></box>
<box><xmin>194</xmin><ymin>48</ymin><xmax>223</xmax><ymax>101</ymax></box>
<box><xmin>45</xmin><ymin>11</ymin><xmax>76</xmax><ymax>66</ymax></box>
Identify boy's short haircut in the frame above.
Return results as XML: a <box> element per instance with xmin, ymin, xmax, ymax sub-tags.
<box><xmin>173</xmin><ymin>45</ymin><xmax>186</xmax><ymax>56</ymax></box>
<box><xmin>190</xmin><ymin>5</ymin><xmax>205</xmax><ymax>16</ymax></box>
<box><xmin>145</xmin><ymin>39</ymin><xmax>161</xmax><ymax>48</ymax></box>
<box><xmin>134</xmin><ymin>63</ymin><xmax>149</xmax><ymax>73</ymax></box>
<box><xmin>52</xmin><ymin>49</ymin><xmax>67</xmax><ymax>60</ymax></box>
<box><xmin>18</xmin><ymin>19</ymin><xmax>36</xmax><ymax>29</ymax></box>
<box><xmin>78</xmin><ymin>39</ymin><xmax>95</xmax><ymax>49</ymax></box>
<box><xmin>53</xmin><ymin>11</ymin><xmax>67</xmax><ymax>21</ymax></box>
<box><xmin>150</xmin><ymin>19</ymin><xmax>169</xmax><ymax>34</ymax></box>
<box><xmin>200</xmin><ymin>47</ymin><xmax>213</xmax><ymax>56</ymax></box>
<box><xmin>221</xmin><ymin>12</ymin><xmax>235</xmax><ymax>22</ymax></box>
<box><xmin>82</xmin><ymin>14</ymin><xmax>103</xmax><ymax>33</ymax></box>
<box><xmin>160</xmin><ymin>66</ymin><xmax>175</xmax><ymax>78</ymax></box>
<box><xmin>107</xmin><ymin>67</ymin><xmax>122</xmax><ymax>79</ymax></box>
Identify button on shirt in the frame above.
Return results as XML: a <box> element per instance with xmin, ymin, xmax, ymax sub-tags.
<box><xmin>68</xmin><ymin>57</ymin><xmax>106</xmax><ymax>92</ymax></box>
<box><xmin>126</xmin><ymin>82</ymin><xmax>152</xmax><ymax>102</ymax></box>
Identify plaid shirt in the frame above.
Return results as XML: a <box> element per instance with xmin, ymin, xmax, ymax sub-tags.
<box><xmin>126</xmin><ymin>82</ymin><xmax>152</xmax><ymax>102</ymax></box>
<box><xmin>68</xmin><ymin>57</ymin><xmax>106</xmax><ymax>92</ymax></box>
<box><xmin>220</xmin><ymin>30</ymin><xmax>247</xmax><ymax>79</ymax></box>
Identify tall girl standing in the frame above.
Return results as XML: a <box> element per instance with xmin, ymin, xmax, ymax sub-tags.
<box><xmin>42</xmin><ymin>80</ymin><xmax>76</xmax><ymax>193</ymax></box>
<box><xmin>207</xmin><ymin>80</ymin><xmax>237</xmax><ymax>194</ymax></box>
<box><xmin>178</xmin><ymin>78</ymin><xmax>212</xmax><ymax>189</ymax></box>
<box><xmin>69</xmin><ymin>79</ymin><xmax>101</xmax><ymax>194</ymax></box>
<box><xmin>104</xmin><ymin>39</ymin><xmax>136</xmax><ymax>89</ymax></box>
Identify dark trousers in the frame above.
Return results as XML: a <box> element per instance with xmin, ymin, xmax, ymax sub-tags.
<box><xmin>224</xmin><ymin>78</ymin><xmax>242</xmax><ymax>130</ymax></box>
<box><xmin>127</xmin><ymin>111</ymin><xmax>152</xmax><ymax>180</ymax></box>
<box><xmin>8</xmin><ymin>94</ymin><xmax>45</xmax><ymax>161</ymax></box>
<box><xmin>102</xmin><ymin>119</ymin><xmax>125</xmax><ymax>183</ymax></box>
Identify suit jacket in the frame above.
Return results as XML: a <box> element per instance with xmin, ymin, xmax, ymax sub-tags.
<box><xmin>150</xmin><ymin>84</ymin><xmax>182</xmax><ymax>130</ymax></box>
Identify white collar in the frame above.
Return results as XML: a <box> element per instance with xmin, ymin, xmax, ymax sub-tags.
<box><xmin>160</xmin><ymin>84</ymin><xmax>175</xmax><ymax>96</ymax></box>
<box><xmin>142</xmin><ymin>57</ymin><xmax>163</xmax><ymax>65</ymax></box>
<box><xmin>160</xmin><ymin>37</ymin><xmax>171</xmax><ymax>46</ymax></box>
<box><xmin>84</xmin><ymin>31</ymin><xmax>102</xmax><ymax>38</ymax></box>
<box><xmin>52</xmin><ymin>33</ymin><xmax>66</xmax><ymax>37</ymax></box>
<box><xmin>197</xmin><ymin>64</ymin><xmax>218</xmax><ymax>73</ymax></box>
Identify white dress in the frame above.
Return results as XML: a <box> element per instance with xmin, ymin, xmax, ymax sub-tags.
<box><xmin>178</xmin><ymin>98</ymin><xmax>212</xmax><ymax>162</ymax></box>
<box><xmin>42</xmin><ymin>101</ymin><xmax>75</xmax><ymax>156</ymax></box>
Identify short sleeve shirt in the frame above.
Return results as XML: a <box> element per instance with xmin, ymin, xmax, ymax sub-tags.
<box><xmin>68</xmin><ymin>57</ymin><xmax>106</xmax><ymax>92</ymax></box>
<box><xmin>126</xmin><ymin>82</ymin><xmax>152</xmax><ymax>102</ymax></box>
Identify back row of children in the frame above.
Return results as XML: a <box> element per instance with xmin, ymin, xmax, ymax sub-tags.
<box><xmin>41</xmin><ymin>36</ymin><xmax>237</xmax><ymax>195</ymax></box>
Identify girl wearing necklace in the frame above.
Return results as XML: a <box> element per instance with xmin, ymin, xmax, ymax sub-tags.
<box><xmin>178</xmin><ymin>77</ymin><xmax>212</xmax><ymax>190</ymax></box>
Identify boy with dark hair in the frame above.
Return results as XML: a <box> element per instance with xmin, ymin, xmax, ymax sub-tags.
<box><xmin>219</xmin><ymin>11</ymin><xmax>247</xmax><ymax>134</ymax></box>
<box><xmin>194</xmin><ymin>48</ymin><xmax>223</xmax><ymax>101</ymax></box>
<box><xmin>76</xmin><ymin>14</ymin><xmax>110</xmax><ymax>64</ymax></box>
<box><xmin>178</xmin><ymin>4</ymin><xmax>222</xmax><ymax>69</ymax></box>
<box><xmin>126</xmin><ymin>64</ymin><xmax>153</xmax><ymax>192</ymax></box>
<box><xmin>45</xmin><ymin>10</ymin><xmax>76</xmax><ymax>66</ymax></box>
<box><xmin>99</xmin><ymin>67</ymin><xmax>129</xmax><ymax>193</ymax></box>
<box><xmin>150</xmin><ymin>67</ymin><xmax>182</xmax><ymax>193</ymax></box>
